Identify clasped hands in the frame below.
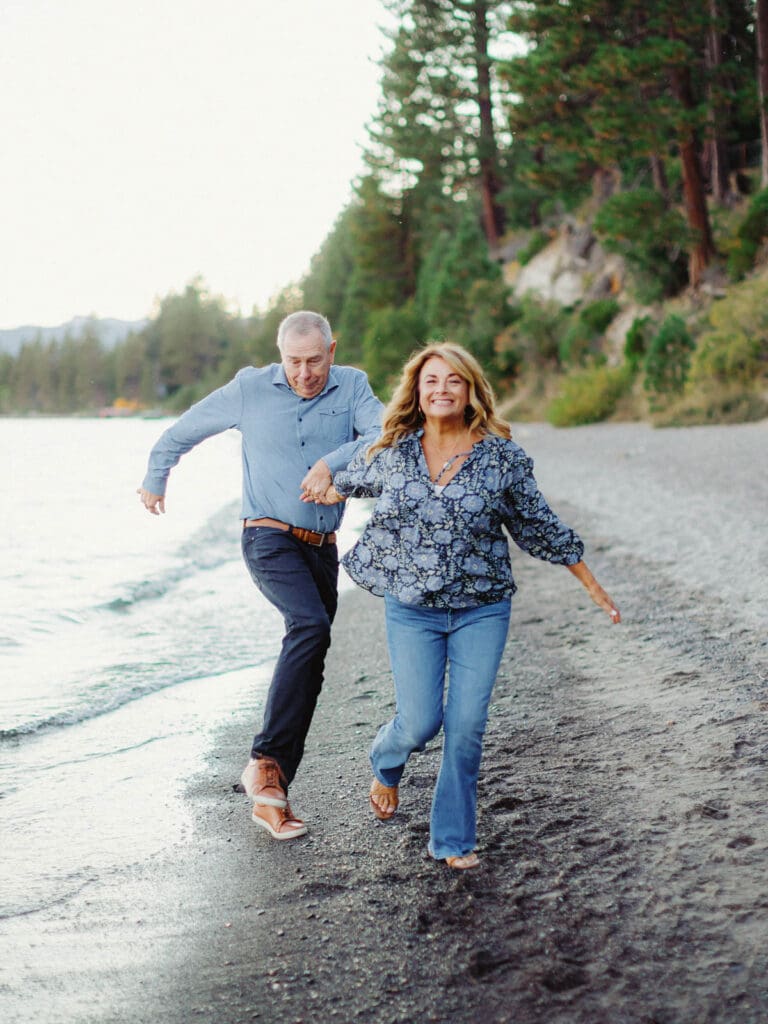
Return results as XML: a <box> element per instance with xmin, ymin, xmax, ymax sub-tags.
<box><xmin>299</xmin><ymin>459</ymin><xmax>344</xmax><ymax>505</ymax></box>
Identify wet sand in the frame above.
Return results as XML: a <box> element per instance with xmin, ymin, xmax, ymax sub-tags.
<box><xmin>2</xmin><ymin>420</ymin><xmax>767</xmax><ymax>1024</ymax></box>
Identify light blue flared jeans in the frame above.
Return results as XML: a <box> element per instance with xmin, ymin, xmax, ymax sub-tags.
<box><xmin>371</xmin><ymin>593</ymin><xmax>512</xmax><ymax>860</ymax></box>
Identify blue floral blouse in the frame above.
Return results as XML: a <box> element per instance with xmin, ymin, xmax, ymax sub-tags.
<box><xmin>333</xmin><ymin>431</ymin><xmax>584</xmax><ymax>609</ymax></box>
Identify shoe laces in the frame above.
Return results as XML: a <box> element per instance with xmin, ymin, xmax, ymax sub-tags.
<box><xmin>260</xmin><ymin>757</ymin><xmax>285</xmax><ymax>789</ymax></box>
<box><xmin>280</xmin><ymin>803</ymin><xmax>302</xmax><ymax>825</ymax></box>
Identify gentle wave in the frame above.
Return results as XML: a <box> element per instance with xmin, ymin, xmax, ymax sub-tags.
<box><xmin>0</xmin><ymin>653</ymin><xmax>272</xmax><ymax>742</ymax></box>
<box><xmin>99</xmin><ymin>501</ymin><xmax>241</xmax><ymax>614</ymax></box>
<box><xmin>0</xmin><ymin>495</ymin><xmax>280</xmax><ymax>744</ymax></box>
<box><xmin>100</xmin><ymin>566</ymin><xmax>200</xmax><ymax>613</ymax></box>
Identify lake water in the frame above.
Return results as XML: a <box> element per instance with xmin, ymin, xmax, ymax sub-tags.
<box><xmin>0</xmin><ymin>417</ymin><xmax>367</xmax><ymax>918</ymax></box>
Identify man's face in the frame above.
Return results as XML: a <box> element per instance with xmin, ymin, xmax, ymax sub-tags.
<box><xmin>280</xmin><ymin>328</ymin><xmax>336</xmax><ymax>399</ymax></box>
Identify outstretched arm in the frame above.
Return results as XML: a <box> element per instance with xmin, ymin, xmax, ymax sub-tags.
<box><xmin>137</xmin><ymin>488</ymin><xmax>165</xmax><ymax>515</ymax></box>
<box><xmin>568</xmin><ymin>561</ymin><xmax>621</xmax><ymax>623</ymax></box>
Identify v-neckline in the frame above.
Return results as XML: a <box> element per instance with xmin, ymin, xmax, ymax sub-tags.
<box><xmin>417</xmin><ymin>432</ymin><xmax>481</xmax><ymax>490</ymax></box>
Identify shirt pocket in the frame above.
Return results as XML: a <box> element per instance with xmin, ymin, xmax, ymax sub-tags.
<box><xmin>317</xmin><ymin>408</ymin><xmax>351</xmax><ymax>446</ymax></box>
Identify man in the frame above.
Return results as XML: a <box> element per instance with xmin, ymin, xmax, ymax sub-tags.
<box><xmin>138</xmin><ymin>311</ymin><xmax>382</xmax><ymax>840</ymax></box>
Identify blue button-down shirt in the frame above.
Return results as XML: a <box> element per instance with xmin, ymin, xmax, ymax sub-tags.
<box><xmin>143</xmin><ymin>363</ymin><xmax>383</xmax><ymax>533</ymax></box>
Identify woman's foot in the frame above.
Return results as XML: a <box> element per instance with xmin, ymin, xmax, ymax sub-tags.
<box><xmin>369</xmin><ymin>778</ymin><xmax>399</xmax><ymax>820</ymax></box>
<box><xmin>444</xmin><ymin>852</ymin><xmax>480</xmax><ymax>870</ymax></box>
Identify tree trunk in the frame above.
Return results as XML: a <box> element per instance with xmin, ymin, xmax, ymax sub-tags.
<box><xmin>650</xmin><ymin>153</ymin><xmax>670</xmax><ymax>201</ymax></box>
<box><xmin>471</xmin><ymin>0</ymin><xmax>505</xmax><ymax>249</ymax></box>
<box><xmin>669</xmin><ymin>65</ymin><xmax>716</xmax><ymax>286</ymax></box>
<box><xmin>530</xmin><ymin>146</ymin><xmax>544</xmax><ymax>227</ymax></box>
<box><xmin>592</xmin><ymin>166</ymin><xmax>620</xmax><ymax>203</ymax></box>
<box><xmin>756</xmin><ymin>0</ymin><xmax>768</xmax><ymax>187</ymax></box>
<box><xmin>704</xmin><ymin>0</ymin><xmax>731</xmax><ymax>204</ymax></box>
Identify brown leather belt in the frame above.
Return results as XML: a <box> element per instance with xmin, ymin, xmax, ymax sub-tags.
<box><xmin>243</xmin><ymin>517</ymin><xmax>337</xmax><ymax>547</ymax></box>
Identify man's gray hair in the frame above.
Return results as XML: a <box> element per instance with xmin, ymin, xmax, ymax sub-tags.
<box><xmin>277</xmin><ymin>311</ymin><xmax>333</xmax><ymax>351</ymax></box>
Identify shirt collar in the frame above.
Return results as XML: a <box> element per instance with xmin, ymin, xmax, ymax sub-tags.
<box><xmin>271</xmin><ymin>362</ymin><xmax>340</xmax><ymax>397</ymax></box>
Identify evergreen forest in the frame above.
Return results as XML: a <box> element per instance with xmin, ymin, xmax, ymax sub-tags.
<box><xmin>3</xmin><ymin>0</ymin><xmax>768</xmax><ymax>427</ymax></box>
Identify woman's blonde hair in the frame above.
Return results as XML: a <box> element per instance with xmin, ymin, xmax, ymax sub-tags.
<box><xmin>368</xmin><ymin>342</ymin><xmax>511</xmax><ymax>457</ymax></box>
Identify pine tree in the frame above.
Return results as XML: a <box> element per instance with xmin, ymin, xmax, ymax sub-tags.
<box><xmin>301</xmin><ymin>206</ymin><xmax>357</xmax><ymax>329</ymax></box>
<box><xmin>369</xmin><ymin>0</ymin><xmax>513</xmax><ymax>250</ymax></box>
<box><xmin>336</xmin><ymin>175</ymin><xmax>412</xmax><ymax>361</ymax></box>
<box><xmin>422</xmin><ymin>203</ymin><xmax>509</xmax><ymax>365</ymax></box>
<box><xmin>149</xmin><ymin>279</ymin><xmax>232</xmax><ymax>396</ymax></box>
<box><xmin>502</xmin><ymin>0</ymin><xmax>732</xmax><ymax>286</ymax></box>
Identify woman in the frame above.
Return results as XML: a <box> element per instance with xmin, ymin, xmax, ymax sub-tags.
<box><xmin>322</xmin><ymin>343</ymin><xmax>620</xmax><ymax>870</ymax></box>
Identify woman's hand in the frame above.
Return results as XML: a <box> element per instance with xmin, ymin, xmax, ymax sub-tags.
<box><xmin>586</xmin><ymin>579</ymin><xmax>621</xmax><ymax>623</ymax></box>
<box><xmin>567</xmin><ymin>561</ymin><xmax>621</xmax><ymax>623</ymax></box>
<box><xmin>313</xmin><ymin>484</ymin><xmax>346</xmax><ymax>506</ymax></box>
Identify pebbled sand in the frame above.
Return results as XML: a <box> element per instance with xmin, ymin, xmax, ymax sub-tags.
<box><xmin>2</xmin><ymin>420</ymin><xmax>766</xmax><ymax>1024</ymax></box>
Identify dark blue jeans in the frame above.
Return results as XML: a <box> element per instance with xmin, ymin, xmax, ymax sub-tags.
<box><xmin>241</xmin><ymin>526</ymin><xmax>338</xmax><ymax>789</ymax></box>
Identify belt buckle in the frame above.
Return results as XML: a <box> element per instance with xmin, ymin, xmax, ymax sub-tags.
<box><xmin>292</xmin><ymin>525</ymin><xmax>324</xmax><ymax>546</ymax></box>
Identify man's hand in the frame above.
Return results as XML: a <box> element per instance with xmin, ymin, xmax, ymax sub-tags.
<box><xmin>300</xmin><ymin>459</ymin><xmax>332</xmax><ymax>503</ymax></box>
<box><xmin>137</xmin><ymin>487</ymin><xmax>165</xmax><ymax>515</ymax></box>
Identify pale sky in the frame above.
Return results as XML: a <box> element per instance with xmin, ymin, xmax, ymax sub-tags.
<box><xmin>0</xmin><ymin>0</ymin><xmax>390</xmax><ymax>329</ymax></box>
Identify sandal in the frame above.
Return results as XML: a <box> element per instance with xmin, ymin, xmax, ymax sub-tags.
<box><xmin>445</xmin><ymin>852</ymin><xmax>480</xmax><ymax>870</ymax></box>
<box><xmin>251</xmin><ymin>802</ymin><xmax>307</xmax><ymax>841</ymax></box>
<box><xmin>369</xmin><ymin>778</ymin><xmax>399</xmax><ymax>820</ymax></box>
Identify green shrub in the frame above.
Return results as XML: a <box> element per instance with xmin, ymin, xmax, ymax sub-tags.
<box><xmin>505</xmin><ymin>295</ymin><xmax>569</xmax><ymax>368</ymax></box>
<box><xmin>689</xmin><ymin>328</ymin><xmax>766</xmax><ymax>386</ymax></box>
<box><xmin>687</xmin><ymin>275</ymin><xmax>768</xmax><ymax>393</ymax></box>
<box><xmin>492</xmin><ymin>324</ymin><xmax>524</xmax><ymax>379</ymax></box>
<box><xmin>517</xmin><ymin>230</ymin><xmax>551</xmax><ymax>266</ymax></box>
<box><xmin>594</xmin><ymin>188</ymin><xmax>689</xmax><ymax>302</ymax></box>
<box><xmin>547</xmin><ymin>365</ymin><xmax>632</xmax><ymax>427</ymax></box>
<box><xmin>653</xmin><ymin>388</ymin><xmax>768</xmax><ymax>427</ymax></box>
<box><xmin>624</xmin><ymin>316</ymin><xmax>654</xmax><ymax>373</ymax></box>
<box><xmin>580</xmin><ymin>298</ymin><xmax>620</xmax><ymax>334</ymax></box>
<box><xmin>558</xmin><ymin>321</ymin><xmax>604</xmax><ymax>366</ymax></box>
<box><xmin>558</xmin><ymin>298</ymin><xmax>619</xmax><ymax>365</ymax></box>
<box><xmin>726</xmin><ymin>188</ymin><xmax>768</xmax><ymax>281</ymax></box>
<box><xmin>643</xmin><ymin>315</ymin><xmax>694</xmax><ymax>400</ymax></box>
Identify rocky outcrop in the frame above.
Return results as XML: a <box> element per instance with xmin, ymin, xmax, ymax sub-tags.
<box><xmin>504</xmin><ymin>221</ymin><xmax>625</xmax><ymax>307</ymax></box>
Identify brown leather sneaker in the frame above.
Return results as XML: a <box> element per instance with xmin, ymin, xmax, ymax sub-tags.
<box><xmin>240</xmin><ymin>756</ymin><xmax>287</xmax><ymax>808</ymax></box>
<box><xmin>251</xmin><ymin>802</ymin><xmax>307</xmax><ymax>841</ymax></box>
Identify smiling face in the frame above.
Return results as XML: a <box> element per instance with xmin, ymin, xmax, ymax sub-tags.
<box><xmin>280</xmin><ymin>328</ymin><xmax>336</xmax><ymax>399</ymax></box>
<box><xmin>418</xmin><ymin>355</ymin><xmax>470</xmax><ymax>425</ymax></box>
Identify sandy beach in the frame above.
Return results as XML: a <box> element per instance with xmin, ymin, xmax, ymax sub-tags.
<box><xmin>1</xmin><ymin>420</ymin><xmax>766</xmax><ymax>1024</ymax></box>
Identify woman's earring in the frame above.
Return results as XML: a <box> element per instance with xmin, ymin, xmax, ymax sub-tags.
<box><xmin>464</xmin><ymin>404</ymin><xmax>474</xmax><ymax>423</ymax></box>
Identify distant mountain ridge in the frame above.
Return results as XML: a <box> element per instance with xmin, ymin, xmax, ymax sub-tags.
<box><xmin>0</xmin><ymin>316</ymin><xmax>147</xmax><ymax>356</ymax></box>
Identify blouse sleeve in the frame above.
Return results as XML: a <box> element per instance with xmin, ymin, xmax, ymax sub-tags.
<box><xmin>333</xmin><ymin>445</ymin><xmax>385</xmax><ymax>499</ymax></box>
<box><xmin>500</xmin><ymin>449</ymin><xmax>584</xmax><ymax>565</ymax></box>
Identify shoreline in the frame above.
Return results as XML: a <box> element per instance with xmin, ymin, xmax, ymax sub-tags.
<box><xmin>2</xmin><ymin>420</ymin><xmax>767</xmax><ymax>1024</ymax></box>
